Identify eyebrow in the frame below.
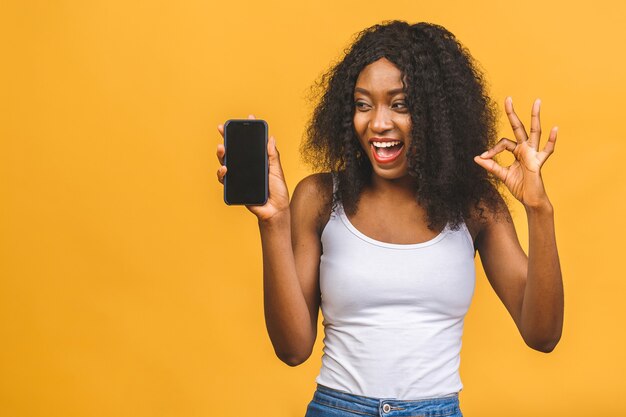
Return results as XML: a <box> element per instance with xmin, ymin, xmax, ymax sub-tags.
<box><xmin>354</xmin><ymin>87</ymin><xmax>405</xmax><ymax>96</ymax></box>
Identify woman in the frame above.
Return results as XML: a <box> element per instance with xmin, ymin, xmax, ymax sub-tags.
<box><xmin>216</xmin><ymin>20</ymin><xmax>563</xmax><ymax>417</ymax></box>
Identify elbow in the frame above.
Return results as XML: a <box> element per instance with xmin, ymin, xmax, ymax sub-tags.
<box><xmin>269</xmin><ymin>326</ymin><xmax>317</xmax><ymax>366</ymax></box>
<box><xmin>531</xmin><ymin>341</ymin><xmax>557</xmax><ymax>353</ymax></box>
<box><xmin>276</xmin><ymin>348</ymin><xmax>312</xmax><ymax>367</ymax></box>
<box><xmin>277</xmin><ymin>353</ymin><xmax>309</xmax><ymax>367</ymax></box>
<box><xmin>521</xmin><ymin>317</ymin><xmax>563</xmax><ymax>353</ymax></box>
<box><xmin>526</xmin><ymin>334</ymin><xmax>562</xmax><ymax>353</ymax></box>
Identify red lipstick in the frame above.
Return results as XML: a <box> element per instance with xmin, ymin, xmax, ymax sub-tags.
<box><xmin>369</xmin><ymin>137</ymin><xmax>404</xmax><ymax>164</ymax></box>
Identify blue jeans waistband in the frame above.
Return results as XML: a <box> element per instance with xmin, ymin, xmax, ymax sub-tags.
<box><xmin>308</xmin><ymin>384</ymin><xmax>462</xmax><ymax>417</ymax></box>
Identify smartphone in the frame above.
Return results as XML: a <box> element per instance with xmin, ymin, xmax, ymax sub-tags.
<box><xmin>223</xmin><ymin>119</ymin><xmax>268</xmax><ymax>205</ymax></box>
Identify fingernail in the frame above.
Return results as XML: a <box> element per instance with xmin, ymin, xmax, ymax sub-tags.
<box><xmin>480</xmin><ymin>151</ymin><xmax>488</xmax><ymax>158</ymax></box>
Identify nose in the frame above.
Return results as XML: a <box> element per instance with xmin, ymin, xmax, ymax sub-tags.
<box><xmin>370</xmin><ymin>106</ymin><xmax>394</xmax><ymax>133</ymax></box>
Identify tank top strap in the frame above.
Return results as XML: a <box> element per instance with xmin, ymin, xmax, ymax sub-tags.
<box><xmin>329</xmin><ymin>172</ymin><xmax>341</xmax><ymax>219</ymax></box>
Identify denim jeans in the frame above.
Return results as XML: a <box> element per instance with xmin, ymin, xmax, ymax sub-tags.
<box><xmin>304</xmin><ymin>384</ymin><xmax>463</xmax><ymax>417</ymax></box>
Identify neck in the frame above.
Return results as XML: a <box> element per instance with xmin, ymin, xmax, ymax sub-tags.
<box><xmin>368</xmin><ymin>173</ymin><xmax>418</xmax><ymax>199</ymax></box>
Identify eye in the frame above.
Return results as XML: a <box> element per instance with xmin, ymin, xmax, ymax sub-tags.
<box><xmin>354</xmin><ymin>101</ymin><xmax>371</xmax><ymax>111</ymax></box>
<box><xmin>392</xmin><ymin>101</ymin><xmax>407</xmax><ymax>110</ymax></box>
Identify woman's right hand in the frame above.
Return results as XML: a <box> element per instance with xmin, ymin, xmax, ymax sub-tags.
<box><xmin>216</xmin><ymin>115</ymin><xmax>290</xmax><ymax>222</ymax></box>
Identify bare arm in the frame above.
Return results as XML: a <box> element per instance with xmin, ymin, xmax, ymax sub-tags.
<box><xmin>216</xmin><ymin>119</ymin><xmax>328</xmax><ymax>365</ymax></box>
<box><xmin>474</xmin><ymin>200</ymin><xmax>563</xmax><ymax>352</ymax></box>
<box><xmin>523</xmin><ymin>202</ymin><xmax>563</xmax><ymax>351</ymax></box>
<box><xmin>474</xmin><ymin>97</ymin><xmax>563</xmax><ymax>352</ymax></box>
<box><xmin>258</xmin><ymin>175</ymin><xmax>329</xmax><ymax>365</ymax></box>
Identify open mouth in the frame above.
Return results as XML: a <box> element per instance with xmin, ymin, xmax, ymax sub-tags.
<box><xmin>370</xmin><ymin>140</ymin><xmax>404</xmax><ymax>164</ymax></box>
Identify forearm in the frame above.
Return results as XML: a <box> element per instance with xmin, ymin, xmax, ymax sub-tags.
<box><xmin>520</xmin><ymin>200</ymin><xmax>564</xmax><ymax>352</ymax></box>
<box><xmin>258</xmin><ymin>212</ymin><xmax>315</xmax><ymax>365</ymax></box>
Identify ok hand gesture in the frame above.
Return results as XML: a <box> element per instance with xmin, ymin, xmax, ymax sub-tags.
<box><xmin>474</xmin><ymin>97</ymin><xmax>558</xmax><ymax>209</ymax></box>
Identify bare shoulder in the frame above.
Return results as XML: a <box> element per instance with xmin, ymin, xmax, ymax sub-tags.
<box><xmin>465</xmin><ymin>189</ymin><xmax>513</xmax><ymax>246</ymax></box>
<box><xmin>291</xmin><ymin>172</ymin><xmax>334</xmax><ymax>236</ymax></box>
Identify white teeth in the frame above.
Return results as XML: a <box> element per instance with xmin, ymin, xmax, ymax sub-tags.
<box><xmin>372</xmin><ymin>141</ymin><xmax>401</xmax><ymax>148</ymax></box>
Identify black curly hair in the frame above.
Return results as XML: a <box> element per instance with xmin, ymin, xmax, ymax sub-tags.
<box><xmin>302</xmin><ymin>20</ymin><xmax>506</xmax><ymax>231</ymax></box>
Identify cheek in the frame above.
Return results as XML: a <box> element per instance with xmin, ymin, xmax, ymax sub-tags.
<box><xmin>353</xmin><ymin>116</ymin><xmax>369</xmax><ymax>153</ymax></box>
<box><xmin>399</xmin><ymin>115</ymin><xmax>412</xmax><ymax>133</ymax></box>
<box><xmin>353</xmin><ymin>113</ymin><xmax>367</xmax><ymax>134</ymax></box>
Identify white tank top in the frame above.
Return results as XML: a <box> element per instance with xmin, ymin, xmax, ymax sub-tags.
<box><xmin>315</xmin><ymin>186</ymin><xmax>476</xmax><ymax>400</ymax></box>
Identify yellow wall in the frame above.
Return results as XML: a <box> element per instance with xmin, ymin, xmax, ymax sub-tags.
<box><xmin>1</xmin><ymin>1</ymin><xmax>625</xmax><ymax>416</ymax></box>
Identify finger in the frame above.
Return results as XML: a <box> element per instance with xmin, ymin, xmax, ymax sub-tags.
<box><xmin>268</xmin><ymin>135</ymin><xmax>286</xmax><ymax>178</ymax></box>
<box><xmin>473</xmin><ymin>155</ymin><xmax>509</xmax><ymax>182</ymax></box>
<box><xmin>505</xmin><ymin>96</ymin><xmax>528</xmax><ymax>144</ymax></box>
<box><xmin>216</xmin><ymin>165</ymin><xmax>227</xmax><ymax>184</ymax></box>
<box><xmin>528</xmin><ymin>98</ymin><xmax>542</xmax><ymax>150</ymax></box>
<box><xmin>268</xmin><ymin>135</ymin><xmax>278</xmax><ymax>159</ymax></box>
<box><xmin>537</xmin><ymin>126</ymin><xmax>558</xmax><ymax>165</ymax></box>
<box><xmin>217</xmin><ymin>124</ymin><xmax>224</xmax><ymax>138</ymax></box>
<box><xmin>478</xmin><ymin>137</ymin><xmax>517</xmax><ymax>159</ymax></box>
<box><xmin>216</xmin><ymin>144</ymin><xmax>225</xmax><ymax>165</ymax></box>
<box><xmin>247</xmin><ymin>114</ymin><xmax>256</xmax><ymax>119</ymax></box>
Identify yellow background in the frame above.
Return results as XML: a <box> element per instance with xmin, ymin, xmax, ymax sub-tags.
<box><xmin>1</xmin><ymin>0</ymin><xmax>625</xmax><ymax>416</ymax></box>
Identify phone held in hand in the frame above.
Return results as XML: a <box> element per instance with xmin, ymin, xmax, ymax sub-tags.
<box><xmin>223</xmin><ymin>119</ymin><xmax>269</xmax><ymax>205</ymax></box>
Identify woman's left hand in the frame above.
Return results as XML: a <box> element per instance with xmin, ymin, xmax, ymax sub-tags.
<box><xmin>474</xmin><ymin>97</ymin><xmax>558</xmax><ymax>209</ymax></box>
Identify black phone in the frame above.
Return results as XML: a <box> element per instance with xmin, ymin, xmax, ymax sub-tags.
<box><xmin>223</xmin><ymin>119</ymin><xmax>269</xmax><ymax>205</ymax></box>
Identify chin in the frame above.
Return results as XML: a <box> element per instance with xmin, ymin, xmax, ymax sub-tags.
<box><xmin>370</xmin><ymin>162</ymin><xmax>409</xmax><ymax>181</ymax></box>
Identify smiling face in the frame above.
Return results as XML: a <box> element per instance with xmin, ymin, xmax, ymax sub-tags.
<box><xmin>353</xmin><ymin>57</ymin><xmax>412</xmax><ymax>180</ymax></box>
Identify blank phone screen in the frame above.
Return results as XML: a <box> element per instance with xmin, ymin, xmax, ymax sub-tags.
<box><xmin>224</xmin><ymin>120</ymin><xmax>267</xmax><ymax>205</ymax></box>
